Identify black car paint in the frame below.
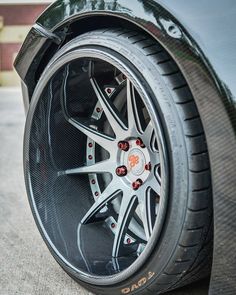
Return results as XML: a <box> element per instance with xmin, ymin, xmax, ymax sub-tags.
<box><xmin>14</xmin><ymin>1</ymin><xmax>236</xmax><ymax>294</ymax></box>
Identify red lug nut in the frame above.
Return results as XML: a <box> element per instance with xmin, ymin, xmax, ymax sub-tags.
<box><xmin>116</xmin><ymin>166</ymin><xmax>128</xmax><ymax>177</ymax></box>
<box><xmin>145</xmin><ymin>162</ymin><xmax>152</xmax><ymax>171</ymax></box>
<box><xmin>126</xmin><ymin>238</ymin><xmax>131</xmax><ymax>244</ymax></box>
<box><xmin>132</xmin><ymin>179</ymin><xmax>143</xmax><ymax>190</ymax></box>
<box><xmin>118</xmin><ymin>141</ymin><xmax>130</xmax><ymax>152</ymax></box>
<box><xmin>136</xmin><ymin>138</ymin><xmax>145</xmax><ymax>148</ymax></box>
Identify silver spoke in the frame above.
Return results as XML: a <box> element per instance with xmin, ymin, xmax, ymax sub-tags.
<box><xmin>140</xmin><ymin>188</ymin><xmax>155</xmax><ymax>240</ymax></box>
<box><xmin>149</xmin><ymin>176</ymin><xmax>161</xmax><ymax>196</ymax></box>
<box><xmin>150</xmin><ymin>152</ymin><xmax>161</xmax><ymax>169</ymax></box>
<box><xmin>142</xmin><ymin>120</ymin><xmax>156</xmax><ymax>151</ymax></box>
<box><xmin>60</xmin><ymin>66</ymin><xmax>115</xmax><ymax>153</ymax></box>
<box><xmin>65</xmin><ymin>159</ymin><xmax>114</xmax><ymax>175</ymax></box>
<box><xmin>69</xmin><ymin>118</ymin><xmax>114</xmax><ymax>153</ymax></box>
<box><xmin>143</xmin><ymin>120</ymin><xmax>154</xmax><ymax>141</ymax></box>
<box><xmin>90</xmin><ymin>77</ymin><xmax>127</xmax><ymax>135</ymax></box>
<box><xmin>112</xmin><ymin>193</ymin><xmax>138</xmax><ymax>257</ymax></box>
<box><xmin>81</xmin><ymin>182</ymin><xmax>121</xmax><ymax>225</ymax></box>
<box><xmin>127</xmin><ymin>80</ymin><xmax>142</xmax><ymax>134</ymax></box>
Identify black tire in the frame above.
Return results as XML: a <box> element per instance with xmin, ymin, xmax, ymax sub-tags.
<box><xmin>24</xmin><ymin>28</ymin><xmax>212</xmax><ymax>295</ymax></box>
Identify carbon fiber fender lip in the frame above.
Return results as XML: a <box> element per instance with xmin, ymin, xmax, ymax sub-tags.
<box><xmin>14</xmin><ymin>24</ymin><xmax>63</xmax><ymax>81</ymax></box>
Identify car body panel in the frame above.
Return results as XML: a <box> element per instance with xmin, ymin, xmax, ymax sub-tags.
<box><xmin>14</xmin><ymin>1</ymin><xmax>236</xmax><ymax>294</ymax></box>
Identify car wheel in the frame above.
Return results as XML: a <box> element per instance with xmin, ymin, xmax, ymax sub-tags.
<box><xmin>24</xmin><ymin>28</ymin><xmax>213</xmax><ymax>294</ymax></box>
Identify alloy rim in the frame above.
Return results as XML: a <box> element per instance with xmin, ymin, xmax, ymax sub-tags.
<box><xmin>26</xmin><ymin>49</ymin><xmax>169</xmax><ymax>283</ymax></box>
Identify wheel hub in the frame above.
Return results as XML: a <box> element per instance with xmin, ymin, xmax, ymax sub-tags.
<box><xmin>128</xmin><ymin>148</ymin><xmax>146</xmax><ymax>176</ymax></box>
<box><xmin>118</xmin><ymin>138</ymin><xmax>151</xmax><ymax>186</ymax></box>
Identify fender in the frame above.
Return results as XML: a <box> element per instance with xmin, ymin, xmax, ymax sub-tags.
<box><xmin>14</xmin><ymin>1</ymin><xmax>236</xmax><ymax>293</ymax></box>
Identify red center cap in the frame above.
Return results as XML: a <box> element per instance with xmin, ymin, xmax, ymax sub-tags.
<box><xmin>128</xmin><ymin>149</ymin><xmax>145</xmax><ymax>176</ymax></box>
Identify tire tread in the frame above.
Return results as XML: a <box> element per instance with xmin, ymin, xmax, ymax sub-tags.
<box><xmin>110</xmin><ymin>29</ymin><xmax>212</xmax><ymax>293</ymax></box>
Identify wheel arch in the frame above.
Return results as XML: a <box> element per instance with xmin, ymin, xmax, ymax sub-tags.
<box><xmin>14</xmin><ymin>1</ymin><xmax>223</xmax><ymax>104</ymax></box>
<box><xmin>22</xmin><ymin>14</ymin><xmax>155</xmax><ymax>99</ymax></box>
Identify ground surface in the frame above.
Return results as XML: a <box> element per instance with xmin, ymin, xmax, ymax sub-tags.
<box><xmin>0</xmin><ymin>88</ymin><xmax>209</xmax><ymax>295</ymax></box>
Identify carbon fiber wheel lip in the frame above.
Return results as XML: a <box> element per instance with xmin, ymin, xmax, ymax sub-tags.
<box><xmin>24</xmin><ymin>47</ymin><xmax>169</xmax><ymax>286</ymax></box>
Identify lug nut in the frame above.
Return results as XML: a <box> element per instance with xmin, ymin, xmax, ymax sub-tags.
<box><xmin>132</xmin><ymin>179</ymin><xmax>143</xmax><ymax>190</ymax></box>
<box><xmin>116</xmin><ymin>166</ymin><xmax>128</xmax><ymax>177</ymax></box>
<box><xmin>136</xmin><ymin>138</ymin><xmax>145</xmax><ymax>148</ymax></box>
<box><xmin>126</xmin><ymin>238</ymin><xmax>131</xmax><ymax>244</ymax></box>
<box><xmin>145</xmin><ymin>162</ymin><xmax>152</xmax><ymax>171</ymax></box>
<box><xmin>118</xmin><ymin>141</ymin><xmax>129</xmax><ymax>152</ymax></box>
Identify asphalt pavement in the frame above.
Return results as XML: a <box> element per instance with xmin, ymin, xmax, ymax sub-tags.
<box><xmin>0</xmin><ymin>88</ymin><xmax>209</xmax><ymax>295</ymax></box>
